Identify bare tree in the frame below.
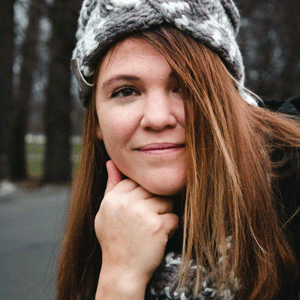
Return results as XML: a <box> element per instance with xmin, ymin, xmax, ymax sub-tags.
<box><xmin>237</xmin><ymin>0</ymin><xmax>300</xmax><ymax>100</ymax></box>
<box><xmin>8</xmin><ymin>0</ymin><xmax>43</xmax><ymax>181</ymax></box>
<box><xmin>43</xmin><ymin>0</ymin><xmax>82</xmax><ymax>183</ymax></box>
<box><xmin>276</xmin><ymin>0</ymin><xmax>300</xmax><ymax>99</ymax></box>
<box><xmin>0</xmin><ymin>0</ymin><xmax>15</xmax><ymax>180</ymax></box>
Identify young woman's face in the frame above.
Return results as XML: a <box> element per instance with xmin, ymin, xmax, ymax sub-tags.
<box><xmin>95</xmin><ymin>38</ymin><xmax>187</xmax><ymax>196</ymax></box>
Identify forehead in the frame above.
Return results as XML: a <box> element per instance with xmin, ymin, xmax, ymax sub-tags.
<box><xmin>97</xmin><ymin>38</ymin><xmax>171</xmax><ymax>78</ymax></box>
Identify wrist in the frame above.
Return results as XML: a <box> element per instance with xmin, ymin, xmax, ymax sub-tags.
<box><xmin>95</xmin><ymin>266</ymin><xmax>148</xmax><ymax>300</ymax></box>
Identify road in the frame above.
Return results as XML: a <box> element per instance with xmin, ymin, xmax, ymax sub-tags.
<box><xmin>0</xmin><ymin>184</ymin><xmax>71</xmax><ymax>300</ymax></box>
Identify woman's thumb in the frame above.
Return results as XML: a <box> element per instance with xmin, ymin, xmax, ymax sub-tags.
<box><xmin>105</xmin><ymin>160</ymin><xmax>122</xmax><ymax>194</ymax></box>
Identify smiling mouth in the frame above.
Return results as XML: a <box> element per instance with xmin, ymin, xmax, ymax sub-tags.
<box><xmin>136</xmin><ymin>143</ymin><xmax>185</xmax><ymax>155</ymax></box>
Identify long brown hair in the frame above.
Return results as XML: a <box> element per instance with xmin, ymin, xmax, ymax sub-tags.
<box><xmin>57</xmin><ymin>25</ymin><xmax>300</xmax><ymax>300</ymax></box>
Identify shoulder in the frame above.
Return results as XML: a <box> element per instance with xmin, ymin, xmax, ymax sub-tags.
<box><xmin>262</xmin><ymin>95</ymin><xmax>300</xmax><ymax>261</ymax></box>
<box><xmin>272</xmin><ymin>147</ymin><xmax>300</xmax><ymax>297</ymax></box>
<box><xmin>262</xmin><ymin>95</ymin><xmax>300</xmax><ymax>210</ymax></box>
<box><xmin>260</xmin><ymin>95</ymin><xmax>300</xmax><ymax>228</ymax></box>
<box><xmin>272</xmin><ymin>148</ymin><xmax>300</xmax><ymax>274</ymax></box>
<box><xmin>273</xmin><ymin>148</ymin><xmax>300</xmax><ymax>223</ymax></box>
<box><xmin>259</xmin><ymin>95</ymin><xmax>300</xmax><ymax>117</ymax></box>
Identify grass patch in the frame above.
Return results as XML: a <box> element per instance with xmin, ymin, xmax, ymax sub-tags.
<box><xmin>26</xmin><ymin>138</ymin><xmax>82</xmax><ymax>180</ymax></box>
<box><xmin>26</xmin><ymin>142</ymin><xmax>45</xmax><ymax>179</ymax></box>
<box><xmin>71</xmin><ymin>142</ymin><xmax>82</xmax><ymax>176</ymax></box>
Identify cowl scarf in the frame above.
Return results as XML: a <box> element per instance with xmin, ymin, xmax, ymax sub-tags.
<box><xmin>146</xmin><ymin>237</ymin><xmax>239</xmax><ymax>300</ymax></box>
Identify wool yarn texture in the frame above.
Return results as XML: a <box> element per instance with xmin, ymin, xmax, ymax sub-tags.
<box><xmin>71</xmin><ymin>0</ymin><xmax>257</xmax><ymax>106</ymax></box>
<box><xmin>146</xmin><ymin>237</ymin><xmax>239</xmax><ymax>300</ymax></box>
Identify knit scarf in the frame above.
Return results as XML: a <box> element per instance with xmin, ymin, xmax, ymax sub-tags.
<box><xmin>146</xmin><ymin>238</ymin><xmax>239</xmax><ymax>300</ymax></box>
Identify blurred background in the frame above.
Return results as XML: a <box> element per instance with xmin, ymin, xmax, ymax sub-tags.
<box><xmin>0</xmin><ymin>0</ymin><xmax>299</xmax><ymax>299</ymax></box>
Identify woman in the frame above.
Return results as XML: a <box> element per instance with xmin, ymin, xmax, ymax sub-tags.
<box><xmin>57</xmin><ymin>1</ymin><xmax>300</xmax><ymax>299</ymax></box>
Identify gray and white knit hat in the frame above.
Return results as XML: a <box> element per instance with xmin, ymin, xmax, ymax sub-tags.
<box><xmin>71</xmin><ymin>0</ymin><xmax>257</xmax><ymax>107</ymax></box>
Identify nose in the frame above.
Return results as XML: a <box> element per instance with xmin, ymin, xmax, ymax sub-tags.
<box><xmin>140</xmin><ymin>91</ymin><xmax>177</xmax><ymax>130</ymax></box>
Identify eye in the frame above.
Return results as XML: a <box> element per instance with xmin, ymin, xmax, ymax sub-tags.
<box><xmin>112</xmin><ymin>87</ymin><xmax>139</xmax><ymax>98</ymax></box>
<box><xmin>173</xmin><ymin>86</ymin><xmax>182</xmax><ymax>93</ymax></box>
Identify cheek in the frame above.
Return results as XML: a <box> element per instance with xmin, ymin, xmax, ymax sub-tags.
<box><xmin>97</xmin><ymin>102</ymin><xmax>142</xmax><ymax>143</ymax></box>
<box><xmin>180</xmin><ymin>106</ymin><xmax>186</xmax><ymax>126</ymax></box>
<box><xmin>98</xmin><ymin>114</ymin><xmax>134</xmax><ymax>155</ymax></box>
<box><xmin>173</xmin><ymin>98</ymin><xmax>185</xmax><ymax>127</ymax></box>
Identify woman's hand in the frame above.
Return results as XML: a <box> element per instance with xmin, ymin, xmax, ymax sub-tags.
<box><xmin>95</xmin><ymin>160</ymin><xmax>179</xmax><ymax>300</ymax></box>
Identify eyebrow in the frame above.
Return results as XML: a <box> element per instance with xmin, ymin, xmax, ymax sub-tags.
<box><xmin>102</xmin><ymin>75</ymin><xmax>140</xmax><ymax>89</ymax></box>
<box><xmin>101</xmin><ymin>71</ymin><xmax>179</xmax><ymax>89</ymax></box>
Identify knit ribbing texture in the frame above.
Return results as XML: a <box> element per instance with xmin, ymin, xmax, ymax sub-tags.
<box><xmin>72</xmin><ymin>0</ymin><xmax>257</xmax><ymax>106</ymax></box>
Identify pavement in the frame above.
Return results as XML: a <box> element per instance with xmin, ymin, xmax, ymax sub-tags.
<box><xmin>0</xmin><ymin>182</ymin><xmax>71</xmax><ymax>300</ymax></box>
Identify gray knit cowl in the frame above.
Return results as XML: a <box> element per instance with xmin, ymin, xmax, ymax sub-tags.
<box><xmin>146</xmin><ymin>248</ymin><xmax>239</xmax><ymax>300</ymax></box>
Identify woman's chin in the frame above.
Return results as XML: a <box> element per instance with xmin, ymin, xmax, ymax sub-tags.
<box><xmin>118</xmin><ymin>162</ymin><xmax>187</xmax><ymax>196</ymax></box>
<box><xmin>137</xmin><ymin>179</ymin><xmax>187</xmax><ymax>196</ymax></box>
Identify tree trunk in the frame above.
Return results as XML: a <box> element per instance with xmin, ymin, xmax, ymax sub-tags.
<box><xmin>43</xmin><ymin>0</ymin><xmax>81</xmax><ymax>183</ymax></box>
<box><xmin>237</xmin><ymin>0</ymin><xmax>300</xmax><ymax>100</ymax></box>
<box><xmin>277</xmin><ymin>0</ymin><xmax>300</xmax><ymax>99</ymax></box>
<box><xmin>0</xmin><ymin>0</ymin><xmax>14</xmax><ymax>180</ymax></box>
<box><xmin>8</xmin><ymin>0</ymin><xmax>42</xmax><ymax>181</ymax></box>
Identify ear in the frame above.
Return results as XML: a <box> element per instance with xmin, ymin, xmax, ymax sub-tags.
<box><xmin>96</xmin><ymin>124</ymin><xmax>103</xmax><ymax>140</ymax></box>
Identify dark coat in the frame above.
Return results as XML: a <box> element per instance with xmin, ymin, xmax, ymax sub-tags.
<box><xmin>260</xmin><ymin>96</ymin><xmax>300</xmax><ymax>299</ymax></box>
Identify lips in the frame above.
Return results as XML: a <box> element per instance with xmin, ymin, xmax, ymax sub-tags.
<box><xmin>136</xmin><ymin>143</ymin><xmax>185</xmax><ymax>155</ymax></box>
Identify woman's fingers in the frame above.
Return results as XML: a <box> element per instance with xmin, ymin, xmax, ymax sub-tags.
<box><xmin>160</xmin><ymin>213</ymin><xmax>179</xmax><ymax>238</ymax></box>
<box><xmin>105</xmin><ymin>160</ymin><xmax>141</xmax><ymax>194</ymax></box>
<box><xmin>98</xmin><ymin>163</ymin><xmax>180</xmax><ymax>286</ymax></box>
<box><xmin>105</xmin><ymin>160</ymin><xmax>123</xmax><ymax>195</ymax></box>
<box><xmin>143</xmin><ymin>196</ymin><xmax>174</xmax><ymax>214</ymax></box>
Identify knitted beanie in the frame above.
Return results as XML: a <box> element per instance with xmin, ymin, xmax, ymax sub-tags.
<box><xmin>71</xmin><ymin>0</ymin><xmax>257</xmax><ymax>106</ymax></box>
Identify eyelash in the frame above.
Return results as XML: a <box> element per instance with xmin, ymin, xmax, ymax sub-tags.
<box><xmin>111</xmin><ymin>86</ymin><xmax>139</xmax><ymax>98</ymax></box>
<box><xmin>173</xmin><ymin>86</ymin><xmax>181</xmax><ymax>93</ymax></box>
<box><xmin>111</xmin><ymin>85</ymin><xmax>181</xmax><ymax>99</ymax></box>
